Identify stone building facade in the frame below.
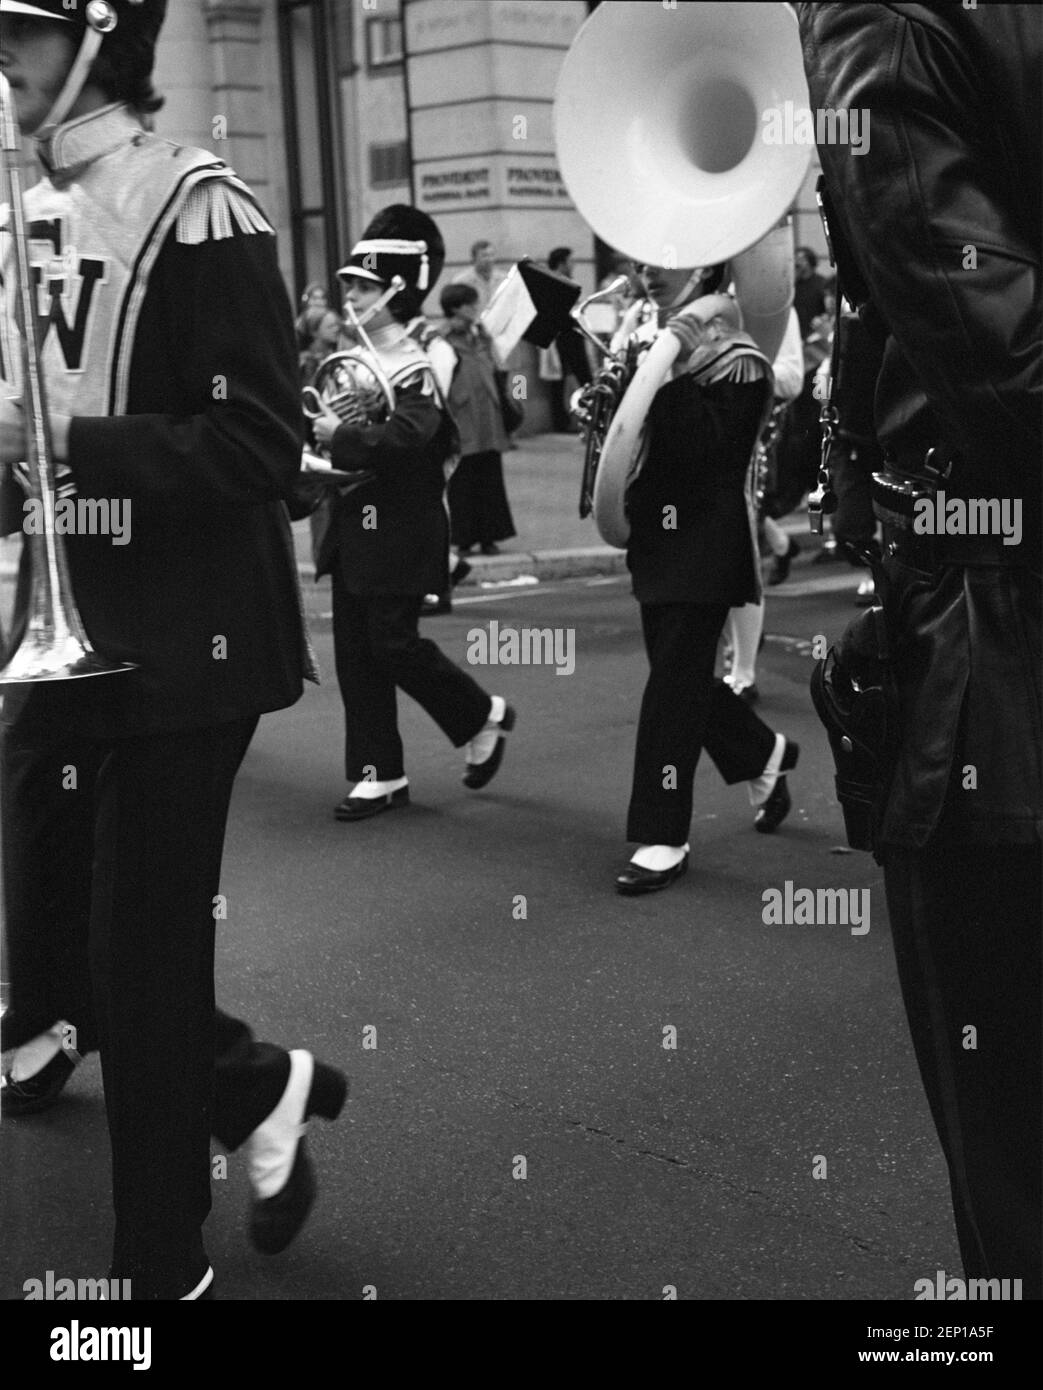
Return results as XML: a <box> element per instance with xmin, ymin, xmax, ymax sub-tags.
<box><xmin>154</xmin><ymin>1</ymin><xmax>826</xmax><ymax>302</ymax></box>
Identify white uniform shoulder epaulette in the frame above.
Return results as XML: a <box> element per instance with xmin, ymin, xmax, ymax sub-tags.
<box><xmin>175</xmin><ymin>176</ymin><xmax>274</xmax><ymax>245</ymax></box>
<box><xmin>388</xmin><ymin>360</ymin><xmax>437</xmax><ymax>398</ymax></box>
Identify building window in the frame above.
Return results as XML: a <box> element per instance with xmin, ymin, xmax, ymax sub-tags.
<box><xmin>277</xmin><ymin>0</ymin><xmax>346</xmax><ymax>302</ymax></box>
<box><xmin>331</xmin><ymin>0</ymin><xmax>356</xmax><ymax>75</ymax></box>
<box><xmin>366</xmin><ymin>16</ymin><xmax>403</xmax><ymax>70</ymax></box>
<box><xmin>369</xmin><ymin>141</ymin><xmax>411</xmax><ymax>189</ymax></box>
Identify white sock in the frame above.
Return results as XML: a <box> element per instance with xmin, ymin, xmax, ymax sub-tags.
<box><xmin>630</xmin><ymin>843</ymin><xmax>690</xmax><ymax>871</ymax></box>
<box><xmin>349</xmin><ymin>775</ymin><xmax>408</xmax><ymax>800</ymax></box>
<box><xmin>747</xmin><ymin>732</ymin><xmax>787</xmax><ymax>807</ymax></box>
<box><xmin>466</xmin><ymin>696</ymin><xmax>507</xmax><ymax>765</ymax></box>
<box><xmin>10</xmin><ymin>1021</ymin><xmax>74</xmax><ymax>1082</ymax></box>
<box><xmin>725</xmin><ymin>601</ymin><xmax>764</xmax><ymax>689</ymax></box>
<box><xmin>764</xmin><ymin>516</ymin><xmax>789</xmax><ymax>557</ymax></box>
<box><xmin>246</xmin><ymin>1050</ymin><xmax>313</xmax><ymax>1199</ymax></box>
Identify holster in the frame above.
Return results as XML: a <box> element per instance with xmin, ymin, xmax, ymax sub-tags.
<box><xmin>810</xmin><ymin>601</ymin><xmax>899</xmax><ymax>860</ymax></box>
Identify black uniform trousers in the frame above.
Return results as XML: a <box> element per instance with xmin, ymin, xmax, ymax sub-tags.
<box><xmin>0</xmin><ymin>717</ymin><xmax>290</xmax><ymax>1300</ymax></box>
<box><xmin>883</xmin><ymin>842</ymin><xmax>1042</xmax><ymax>1298</ymax></box>
<box><xmin>627</xmin><ymin>603</ymin><xmax>778</xmax><ymax>845</ymax></box>
<box><xmin>331</xmin><ymin>574</ymin><xmax>492</xmax><ymax>783</ymax></box>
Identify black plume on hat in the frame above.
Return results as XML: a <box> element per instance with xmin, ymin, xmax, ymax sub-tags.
<box><xmin>339</xmin><ymin>205</ymin><xmax>445</xmax><ymax>317</ymax></box>
<box><xmin>364</xmin><ymin>206</ymin><xmax>445</xmax><ymax>283</ymax></box>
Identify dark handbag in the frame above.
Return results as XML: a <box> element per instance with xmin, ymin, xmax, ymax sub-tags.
<box><xmin>809</xmin><ymin>602</ymin><xmax>900</xmax><ymax>859</ymax></box>
<box><xmin>494</xmin><ymin>369</ymin><xmax>524</xmax><ymax>435</ymax></box>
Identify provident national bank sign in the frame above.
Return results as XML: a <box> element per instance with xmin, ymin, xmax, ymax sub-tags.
<box><xmin>417</xmin><ymin>156</ymin><xmax>574</xmax><ymax>214</ymax></box>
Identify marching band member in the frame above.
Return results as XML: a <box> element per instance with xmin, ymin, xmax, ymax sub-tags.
<box><xmin>615</xmin><ymin>261</ymin><xmax>800</xmax><ymax>895</ymax></box>
<box><xmin>311</xmin><ymin>206</ymin><xmax>515</xmax><ymax>821</ymax></box>
<box><xmin>723</xmin><ymin>305</ymin><xmax>805</xmax><ymax>701</ymax></box>
<box><xmin>0</xmin><ymin>0</ymin><xmax>345</xmax><ymax>1298</ymax></box>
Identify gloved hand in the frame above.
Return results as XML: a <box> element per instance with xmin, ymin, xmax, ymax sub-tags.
<box><xmin>313</xmin><ymin>400</ymin><xmax>367</xmax><ymax>447</ymax></box>
<box><xmin>666</xmin><ymin>314</ymin><xmax>706</xmax><ymax>362</ymax></box>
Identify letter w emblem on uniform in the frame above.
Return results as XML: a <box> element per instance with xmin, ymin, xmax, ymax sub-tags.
<box><xmin>28</xmin><ymin>218</ymin><xmax>107</xmax><ymax>373</ymax></box>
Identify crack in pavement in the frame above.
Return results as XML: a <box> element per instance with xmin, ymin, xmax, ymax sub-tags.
<box><xmin>496</xmin><ymin>1089</ymin><xmax>891</xmax><ymax>1256</ymax></box>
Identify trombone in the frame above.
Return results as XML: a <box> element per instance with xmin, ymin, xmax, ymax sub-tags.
<box><xmin>0</xmin><ymin>73</ymin><xmax>133</xmax><ymax>682</ymax></box>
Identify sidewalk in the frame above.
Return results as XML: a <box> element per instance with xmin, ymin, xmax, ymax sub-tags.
<box><xmin>291</xmin><ymin>431</ymin><xmax>818</xmax><ymax>594</ymax></box>
<box><xmin>0</xmin><ymin>433</ymin><xmax>821</xmax><ymax>605</ymax></box>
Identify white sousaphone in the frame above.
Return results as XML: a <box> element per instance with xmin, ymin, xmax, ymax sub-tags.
<box><xmin>554</xmin><ymin>0</ymin><xmax>812</xmax><ymax>547</ymax></box>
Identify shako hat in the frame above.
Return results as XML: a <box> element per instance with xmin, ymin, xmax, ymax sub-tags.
<box><xmin>338</xmin><ymin>205</ymin><xmax>445</xmax><ymax>314</ymax></box>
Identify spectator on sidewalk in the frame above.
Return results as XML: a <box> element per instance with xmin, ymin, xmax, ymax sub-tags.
<box><xmin>793</xmin><ymin>246</ymin><xmax>827</xmax><ymax>337</ymax></box>
<box><xmin>452</xmin><ymin>239</ymin><xmax>507</xmax><ymax>316</ymax></box>
<box><xmin>545</xmin><ymin>246</ymin><xmax>593</xmax><ymax>432</ymax></box>
<box><xmin>439</xmin><ymin>284</ymin><xmax>516</xmax><ymax>556</ymax></box>
<box><xmin>299</xmin><ymin>308</ymin><xmax>345</xmax><ymax>385</ymax></box>
<box><xmin>295</xmin><ymin>282</ymin><xmax>329</xmax><ymax>350</ymax></box>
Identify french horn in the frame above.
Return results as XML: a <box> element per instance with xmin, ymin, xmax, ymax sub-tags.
<box><xmin>299</xmin><ymin>278</ymin><xmax>405</xmax><ymax>486</ymax></box>
<box><xmin>303</xmin><ymin>348</ymin><xmax>394</xmax><ymax>432</ymax></box>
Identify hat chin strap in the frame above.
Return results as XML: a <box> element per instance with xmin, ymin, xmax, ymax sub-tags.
<box><xmin>665</xmin><ymin>267</ymin><xmax>709</xmax><ymax>311</ymax></box>
<box><xmin>349</xmin><ymin>275</ymin><xmax>405</xmax><ymax>330</ymax></box>
<box><xmin>35</xmin><ymin>27</ymin><xmax>105</xmax><ymax>142</ymax></box>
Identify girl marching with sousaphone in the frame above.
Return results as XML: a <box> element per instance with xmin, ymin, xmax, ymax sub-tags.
<box><xmin>553</xmin><ymin>0</ymin><xmax>812</xmax><ymax>892</ymax></box>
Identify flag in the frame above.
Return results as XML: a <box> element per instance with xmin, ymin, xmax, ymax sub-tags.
<box><xmin>481</xmin><ymin>259</ymin><xmax>580</xmax><ymax>361</ymax></box>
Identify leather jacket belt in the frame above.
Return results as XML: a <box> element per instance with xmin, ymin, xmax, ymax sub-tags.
<box><xmin>872</xmin><ymin>469</ymin><xmax>1028</xmax><ymax>568</ymax></box>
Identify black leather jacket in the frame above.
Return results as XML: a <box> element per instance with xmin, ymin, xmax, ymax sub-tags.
<box><xmin>798</xmin><ymin>4</ymin><xmax>1041</xmax><ymax>846</ymax></box>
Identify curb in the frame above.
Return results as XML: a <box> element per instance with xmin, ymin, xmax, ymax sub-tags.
<box><xmin>294</xmin><ymin>515</ymin><xmax>815</xmax><ymax>592</ymax></box>
<box><xmin>0</xmin><ymin>515</ymin><xmax>821</xmax><ymax>587</ymax></box>
<box><xmin>299</xmin><ymin>545</ymin><xmax>628</xmax><ymax>593</ymax></box>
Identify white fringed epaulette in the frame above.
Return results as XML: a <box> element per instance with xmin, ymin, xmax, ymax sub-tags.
<box><xmin>389</xmin><ymin>363</ymin><xmax>436</xmax><ymax>399</ymax></box>
<box><xmin>175</xmin><ymin>177</ymin><xmax>274</xmax><ymax>245</ymax></box>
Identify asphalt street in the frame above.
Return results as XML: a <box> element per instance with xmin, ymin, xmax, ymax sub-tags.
<box><xmin>1</xmin><ymin>567</ymin><xmax>962</xmax><ymax>1306</ymax></box>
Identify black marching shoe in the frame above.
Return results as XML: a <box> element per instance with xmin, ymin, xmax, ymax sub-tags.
<box><xmin>334</xmin><ymin>785</ymin><xmax>410</xmax><ymax>821</ymax></box>
<box><xmin>249</xmin><ymin>1061</ymin><xmax>348</xmax><ymax>1256</ymax></box>
<box><xmin>767</xmin><ymin>537</ymin><xmax>801</xmax><ymax>586</ymax></box>
<box><xmin>462</xmin><ymin>705</ymin><xmax>516</xmax><ymax>789</ymax></box>
<box><xmin>0</xmin><ymin>1050</ymin><xmax>78</xmax><ymax>1118</ymax></box>
<box><xmin>615</xmin><ymin>854</ymin><xmax>689</xmax><ymax>896</ymax></box>
<box><xmin>450</xmin><ymin>558</ymin><xmax>472</xmax><ymax>588</ymax></box>
<box><xmin>753</xmin><ymin>740</ymin><xmax>800</xmax><ymax>834</ymax></box>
